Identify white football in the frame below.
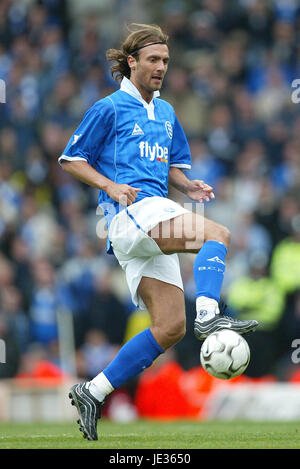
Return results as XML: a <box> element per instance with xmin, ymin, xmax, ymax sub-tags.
<box><xmin>200</xmin><ymin>329</ymin><xmax>250</xmax><ymax>380</ymax></box>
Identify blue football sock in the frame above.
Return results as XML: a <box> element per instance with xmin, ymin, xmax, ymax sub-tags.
<box><xmin>102</xmin><ymin>328</ymin><xmax>164</xmax><ymax>389</ymax></box>
<box><xmin>193</xmin><ymin>240</ymin><xmax>227</xmax><ymax>302</ymax></box>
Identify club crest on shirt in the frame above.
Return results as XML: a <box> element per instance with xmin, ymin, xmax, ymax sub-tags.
<box><xmin>165</xmin><ymin>121</ymin><xmax>173</xmax><ymax>139</ymax></box>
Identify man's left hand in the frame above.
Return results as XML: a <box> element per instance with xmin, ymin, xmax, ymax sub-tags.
<box><xmin>186</xmin><ymin>180</ymin><xmax>215</xmax><ymax>203</ymax></box>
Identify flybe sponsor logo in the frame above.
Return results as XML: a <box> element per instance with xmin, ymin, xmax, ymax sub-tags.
<box><xmin>139</xmin><ymin>141</ymin><xmax>168</xmax><ymax>163</ymax></box>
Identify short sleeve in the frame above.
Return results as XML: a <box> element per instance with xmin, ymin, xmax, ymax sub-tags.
<box><xmin>58</xmin><ymin>104</ymin><xmax>107</xmax><ymax>167</ymax></box>
<box><xmin>169</xmin><ymin>116</ymin><xmax>191</xmax><ymax>170</ymax></box>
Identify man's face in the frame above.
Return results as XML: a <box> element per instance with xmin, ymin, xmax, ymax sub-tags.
<box><xmin>129</xmin><ymin>43</ymin><xmax>170</xmax><ymax>99</ymax></box>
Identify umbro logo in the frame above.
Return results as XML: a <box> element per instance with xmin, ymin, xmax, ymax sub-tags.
<box><xmin>132</xmin><ymin>123</ymin><xmax>144</xmax><ymax>136</ymax></box>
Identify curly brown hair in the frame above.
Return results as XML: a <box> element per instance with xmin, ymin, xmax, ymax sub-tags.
<box><xmin>106</xmin><ymin>23</ymin><xmax>168</xmax><ymax>83</ymax></box>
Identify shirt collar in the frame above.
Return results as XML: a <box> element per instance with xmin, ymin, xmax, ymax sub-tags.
<box><xmin>120</xmin><ymin>76</ymin><xmax>160</xmax><ymax>107</ymax></box>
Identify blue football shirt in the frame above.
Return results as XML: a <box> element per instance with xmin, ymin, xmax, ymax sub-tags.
<box><xmin>59</xmin><ymin>77</ymin><xmax>191</xmax><ymax>252</ymax></box>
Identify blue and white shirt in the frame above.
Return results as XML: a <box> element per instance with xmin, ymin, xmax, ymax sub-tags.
<box><xmin>59</xmin><ymin>77</ymin><xmax>191</xmax><ymax>252</ymax></box>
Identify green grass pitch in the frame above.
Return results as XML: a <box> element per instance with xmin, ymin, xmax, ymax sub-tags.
<box><xmin>0</xmin><ymin>420</ymin><xmax>300</xmax><ymax>449</ymax></box>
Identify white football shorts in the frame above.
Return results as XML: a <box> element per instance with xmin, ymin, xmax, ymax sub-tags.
<box><xmin>108</xmin><ymin>196</ymin><xmax>190</xmax><ymax>309</ymax></box>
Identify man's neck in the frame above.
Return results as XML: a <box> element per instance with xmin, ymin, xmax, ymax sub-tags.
<box><xmin>120</xmin><ymin>77</ymin><xmax>159</xmax><ymax>112</ymax></box>
<box><xmin>129</xmin><ymin>78</ymin><xmax>154</xmax><ymax>104</ymax></box>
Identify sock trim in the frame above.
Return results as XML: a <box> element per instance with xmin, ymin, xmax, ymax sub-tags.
<box><xmin>145</xmin><ymin>328</ymin><xmax>165</xmax><ymax>354</ymax></box>
<box><xmin>204</xmin><ymin>240</ymin><xmax>228</xmax><ymax>253</ymax></box>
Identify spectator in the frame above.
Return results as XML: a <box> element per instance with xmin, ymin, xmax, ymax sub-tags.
<box><xmin>87</xmin><ymin>270</ymin><xmax>128</xmax><ymax>346</ymax></box>
<box><xmin>1</xmin><ymin>285</ymin><xmax>30</xmax><ymax>352</ymax></box>
<box><xmin>0</xmin><ymin>314</ymin><xmax>21</xmax><ymax>379</ymax></box>
<box><xmin>29</xmin><ymin>258</ymin><xmax>60</xmax><ymax>344</ymax></box>
<box><xmin>76</xmin><ymin>329</ymin><xmax>118</xmax><ymax>380</ymax></box>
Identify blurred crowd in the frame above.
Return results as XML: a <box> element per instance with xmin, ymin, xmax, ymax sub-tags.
<box><xmin>0</xmin><ymin>0</ymin><xmax>300</xmax><ymax>386</ymax></box>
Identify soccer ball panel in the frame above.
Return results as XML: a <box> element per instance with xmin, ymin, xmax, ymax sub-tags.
<box><xmin>200</xmin><ymin>329</ymin><xmax>250</xmax><ymax>380</ymax></box>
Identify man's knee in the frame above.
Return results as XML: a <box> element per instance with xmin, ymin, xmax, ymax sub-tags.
<box><xmin>219</xmin><ymin>224</ymin><xmax>231</xmax><ymax>246</ymax></box>
<box><xmin>138</xmin><ymin>277</ymin><xmax>186</xmax><ymax>349</ymax></box>
<box><xmin>204</xmin><ymin>221</ymin><xmax>231</xmax><ymax>247</ymax></box>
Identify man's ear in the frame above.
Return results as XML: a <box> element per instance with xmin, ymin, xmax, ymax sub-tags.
<box><xmin>127</xmin><ymin>55</ymin><xmax>136</xmax><ymax>71</ymax></box>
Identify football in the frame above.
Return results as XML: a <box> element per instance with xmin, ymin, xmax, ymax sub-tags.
<box><xmin>200</xmin><ymin>329</ymin><xmax>250</xmax><ymax>379</ymax></box>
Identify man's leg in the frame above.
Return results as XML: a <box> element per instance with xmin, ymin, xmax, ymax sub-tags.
<box><xmin>149</xmin><ymin>212</ymin><xmax>258</xmax><ymax>339</ymax></box>
<box><xmin>148</xmin><ymin>211</ymin><xmax>230</xmax><ymax>253</ymax></box>
<box><xmin>70</xmin><ymin>277</ymin><xmax>185</xmax><ymax>440</ymax></box>
<box><xmin>89</xmin><ymin>278</ymin><xmax>185</xmax><ymax>394</ymax></box>
<box><xmin>137</xmin><ymin>277</ymin><xmax>186</xmax><ymax>350</ymax></box>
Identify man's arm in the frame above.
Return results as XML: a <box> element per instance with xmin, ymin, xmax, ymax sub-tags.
<box><xmin>169</xmin><ymin>167</ymin><xmax>215</xmax><ymax>203</ymax></box>
<box><xmin>60</xmin><ymin>160</ymin><xmax>111</xmax><ymax>191</ymax></box>
<box><xmin>60</xmin><ymin>160</ymin><xmax>141</xmax><ymax>205</ymax></box>
<box><xmin>168</xmin><ymin>167</ymin><xmax>191</xmax><ymax>194</ymax></box>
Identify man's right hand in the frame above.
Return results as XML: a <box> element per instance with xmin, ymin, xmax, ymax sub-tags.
<box><xmin>106</xmin><ymin>181</ymin><xmax>141</xmax><ymax>205</ymax></box>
